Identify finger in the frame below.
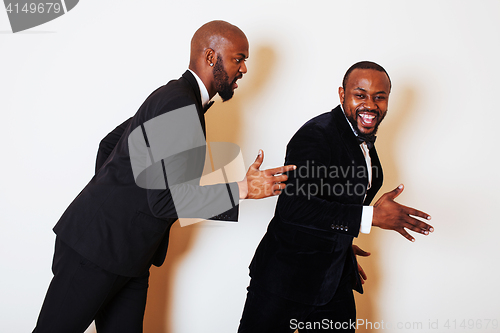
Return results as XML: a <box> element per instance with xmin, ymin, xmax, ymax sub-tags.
<box><xmin>397</xmin><ymin>228</ymin><xmax>415</xmax><ymax>242</ymax></box>
<box><xmin>274</xmin><ymin>182</ymin><xmax>283</xmax><ymax>193</ymax></box>
<box><xmin>251</xmin><ymin>150</ymin><xmax>264</xmax><ymax>170</ymax></box>
<box><xmin>386</xmin><ymin>184</ymin><xmax>404</xmax><ymax>200</ymax></box>
<box><xmin>352</xmin><ymin>245</ymin><xmax>371</xmax><ymax>257</ymax></box>
<box><xmin>271</xmin><ymin>174</ymin><xmax>289</xmax><ymax>183</ymax></box>
<box><xmin>357</xmin><ymin>263</ymin><xmax>367</xmax><ymax>281</ymax></box>
<box><xmin>264</xmin><ymin>164</ymin><xmax>296</xmax><ymax>176</ymax></box>
<box><xmin>357</xmin><ymin>251</ymin><xmax>371</xmax><ymax>257</ymax></box>
<box><xmin>403</xmin><ymin>205</ymin><xmax>433</xmax><ymax>227</ymax></box>
<box><xmin>403</xmin><ymin>221</ymin><xmax>429</xmax><ymax>236</ymax></box>
<box><xmin>403</xmin><ymin>216</ymin><xmax>433</xmax><ymax>234</ymax></box>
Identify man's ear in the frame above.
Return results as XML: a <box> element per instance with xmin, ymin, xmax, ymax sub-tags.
<box><xmin>204</xmin><ymin>48</ymin><xmax>216</xmax><ymax>67</ymax></box>
<box><xmin>338</xmin><ymin>86</ymin><xmax>345</xmax><ymax>104</ymax></box>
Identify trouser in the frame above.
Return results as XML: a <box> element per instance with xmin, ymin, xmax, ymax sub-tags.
<box><xmin>33</xmin><ymin>237</ymin><xmax>150</xmax><ymax>333</ymax></box>
<box><xmin>238</xmin><ymin>273</ymin><xmax>356</xmax><ymax>332</ymax></box>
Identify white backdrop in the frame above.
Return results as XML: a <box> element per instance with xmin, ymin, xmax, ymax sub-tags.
<box><xmin>1</xmin><ymin>1</ymin><xmax>499</xmax><ymax>332</ymax></box>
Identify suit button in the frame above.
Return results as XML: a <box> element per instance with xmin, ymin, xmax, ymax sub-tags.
<box><xmin>345</xmin><ymin>226</ymin><xmax>349</xmax><ymax>231</ymax></box>
<box><xmin>331</xmin><ymin>224</ymin><xmax>335</xmax><ymax>229</ymax></box>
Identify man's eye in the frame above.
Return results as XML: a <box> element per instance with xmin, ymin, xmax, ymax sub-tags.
<box><xmin>235</xmin><ymin>59</ymin><xmax>241</xmax><ymax>63</ymax></box>
<box><xmin>356</xmin><ymin>94</ymin><xmax>364</xmax><ymax>98</ymax></box>
<box><xmin>375</xmin><ymin>96</ymin><xmax>385</xmax><ymax>100</ymax></box>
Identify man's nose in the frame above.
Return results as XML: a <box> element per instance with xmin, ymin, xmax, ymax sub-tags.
<box><xmin>363</xmin><ymin>97</ymin><xmax>376</xmax><ymax>110</ymax></box>
<box><xmin>239</xmin><ymin>61</ymin><xmax>247</xmax><ymax>74</ymax></box>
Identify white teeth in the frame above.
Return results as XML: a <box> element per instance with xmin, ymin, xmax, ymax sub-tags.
<box><xmin>360</xmin><ymin>114</ymin><xmax>375</xmax><ymax>120</ymax></box>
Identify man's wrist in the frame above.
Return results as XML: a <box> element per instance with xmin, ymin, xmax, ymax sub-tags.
<box><xmin>237</xmin><ymin>179</ymin><xmax>248</xmax><ymax>199</ymax></box>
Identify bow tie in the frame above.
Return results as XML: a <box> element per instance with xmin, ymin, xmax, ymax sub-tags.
<box><xmin>357</xmin><ymin>136</ymin><xmax>376</xmax><ymax>150</ymax></box>
<box><xmin>203</xmin><ymin>101</ymin><xmax>214</xmax><ymax>113</ymax></box>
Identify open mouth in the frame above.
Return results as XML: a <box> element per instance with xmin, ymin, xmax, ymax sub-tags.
<box><xmin>357</xmin><ymin>111</ymin><xmax>378</xmax><ymax>128</ymax></box>
<box><xmin>232</xmin><ymin>75</ymin><xmax>243</xmax><ymax>90</ymax></box>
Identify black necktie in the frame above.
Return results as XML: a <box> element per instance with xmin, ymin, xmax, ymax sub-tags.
<box><xmin>357</xmin><ymin>136</ymin><xmax>376</xmax><ymax>150</ymax></box>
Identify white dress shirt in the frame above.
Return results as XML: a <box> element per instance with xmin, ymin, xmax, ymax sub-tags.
<box><xmin>340</xmin><ymin>106</ymin><xmax>374</xmax><ymax>234</ymax></box>
<box><xmin>188</xmin><ymin>69</ymin><xmax>211</xmax><ymax>108</ymax></box>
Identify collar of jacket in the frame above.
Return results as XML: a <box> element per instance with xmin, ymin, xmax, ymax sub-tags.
<box><xmin>181</xmin><ymin>70</ymin><xmax>212</xmax><ymax>114</ymax></box>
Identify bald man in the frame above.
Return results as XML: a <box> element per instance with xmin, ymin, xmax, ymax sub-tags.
<box><xmin>32</xmin><ymin>21</ymin><xmax>294</xmax><ymax>333</ymax></box>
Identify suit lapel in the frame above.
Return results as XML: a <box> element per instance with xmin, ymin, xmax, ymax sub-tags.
<box><xmin>364</xmin><ymin>146</ymin><xmax>383</xmax><ymax>204</ymax></box>
<box><xmin>331</xmin><ymin>106</ymin><xmax>383</xmax><ymax>204</ymax></box>
<box><xmin>332</xmin><ymin>106</ymin><xmax>367</xmax><ymax>166</ymax></box>
<box><xmin>332</xmin><ymin>106</ymin><xmax>370</xmax><ymax>191</ymax></box>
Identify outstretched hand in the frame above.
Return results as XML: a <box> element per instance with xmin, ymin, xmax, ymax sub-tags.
<box><xmin>373</xmin><ymin>184</ymin><xmax>433</xmax><ymax>242</ymax></box>
<box><xmin>353</xmin><ymin>245</ymin><xmax>370</xmax><ymax>284</ymax></box>
<box><xmin>238</xmin><ymin>150</ymin><xmax>296</xmax><ymax>199</ymax></box>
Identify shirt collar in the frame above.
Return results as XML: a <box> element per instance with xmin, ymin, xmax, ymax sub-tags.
<box><xmin>188</xmin><ymin>69</ymin><xmax>211</xmax><ymax>108</ymax></box>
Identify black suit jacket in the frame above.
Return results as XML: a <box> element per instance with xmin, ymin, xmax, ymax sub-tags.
<box><xmin>248</xmin><ymin>105</ymin><xmax>383</xmax><ymax>306</ymax></box>
<box><xmin>54</xmin><ymin>71</ymin><xmax>239</xmax><ymax>277</ymax></box>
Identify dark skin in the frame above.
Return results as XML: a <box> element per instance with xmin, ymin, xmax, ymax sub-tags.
<box><xmin>339</xmin><ymin>68</ymin><xmax>388</xmax><ymax>137</ymax></box>
<box><xmin>339</xmin><ymin>68</ymin><xmax>433</xmax><ymax>242</ymax></box>
<box><xmin>189</xmin><ymin>21</ymin><xmax>248</xmax><ymax>100</ymax></box>
<box><xmin>353</xmin><ymin>245</ymin><xmax>370</xmax><ymax>284</ymax></box>
<box><xmin>188</xmin><ymin>21</ymin><xmax>295</xmax><ymax>199</ymax></box>
<box><xmin>373</xmin><ymin>184</ymin><xmax>433</xmax><ymax>241</ymax></box>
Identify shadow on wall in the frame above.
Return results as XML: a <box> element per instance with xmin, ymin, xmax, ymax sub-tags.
<box><xmin>142</xmin><ymin>44</ymin><xmax>277</xmax><ymax>333</ymax></box>
<box><xmin>353</xmin><ymin>84</ymin><xmax>417</xmax><ymax>332</ymax></box>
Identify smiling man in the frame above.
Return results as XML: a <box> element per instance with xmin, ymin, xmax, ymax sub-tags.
<box><xmin>32</xmin><ymin>21</ymin><xmax>295</xmax><ymax>333</ymax></box>
<box><xmin>340</xmin><ymin>64</ymin><xmax>389</xmax><ymax>146</ymax></box>
<box><xmin>238</xmin><ymin>61</ymin><xmax>434</xmax><ymax>332</ymax></box>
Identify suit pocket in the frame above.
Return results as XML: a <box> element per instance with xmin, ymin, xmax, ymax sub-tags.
<box><xmin>293</xmin><ymin>229</ymin><xmax>336</xmax><ymax>253</ymax></box>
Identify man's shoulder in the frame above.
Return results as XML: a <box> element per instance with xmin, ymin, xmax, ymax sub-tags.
<box><xmin>303</xmin><ymin>110</ymin><xmax>333</xmax><ymax>127</ymax></box>
<box><xmin>151</xmin><ymin>76</ymin><xmax>194</xmax><ymax>101</ymax></box>
<box><xmin>137</xmin><ymin>77</ymin><xmax>197</xmax><ymax>114</ymax></box>
<box><xmin>126</xmin><ymin>75</ymin><xmax>198</xmax><ymax>132</ymax></box>
<box><xmin>295</xmin><ymin>106</ymin><xmax>343</xmax><ymax>135</ymax></box>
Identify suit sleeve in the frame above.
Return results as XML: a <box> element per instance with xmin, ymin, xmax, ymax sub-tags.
<box><xmin>277</xmin><ymin>123</ymin><xmax>363</xmax><ymax>237</ymax></box>
<box><xmin>144</xmin><ymin>143</ymin><xmax>239</xmax><ymax>221</ymax></box>
<box><xmin>95</xmin><ymin>117</ymin><xmax>132</xmax><ymax>173</ymax></box>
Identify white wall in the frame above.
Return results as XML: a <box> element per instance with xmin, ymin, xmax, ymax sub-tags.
<box><xmin>1</xmin><ymin>1</ymin><xmax>499</xmax><ymax>332</ymax></box>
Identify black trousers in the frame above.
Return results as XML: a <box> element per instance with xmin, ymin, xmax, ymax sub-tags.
<box><xmin>238</xmin><ymin>274</ymin><xmax>356</xmax><ymax>333</ymax></box>
<box><xmin>33</xmin><ymin>238</ymin><xmax>150</xmax><ymax>333</ymax></box>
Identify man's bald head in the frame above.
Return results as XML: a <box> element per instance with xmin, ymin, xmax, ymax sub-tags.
<box><xmin>188</xmin><ymin>21</ymin><xmax>249</xmax><ymax>100</ymax></box>
<box><xmin>189</xmin><ymin>20</ymin><xmax>247</xmax><ymax>69</ymax></box>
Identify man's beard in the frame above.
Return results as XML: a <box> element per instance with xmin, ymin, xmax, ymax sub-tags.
<box><xmin>344</xmin><ymin>104</ymin><xmax>385</xmax><ymax>142</ymax></box>
<box><xmin>213</xmin><ymin>56</ymin><xmax>235</xmax><ymax>102</ymax></box>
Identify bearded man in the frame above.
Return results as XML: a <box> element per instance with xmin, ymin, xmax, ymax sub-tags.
<box><xmin>32</xmin><ymin>20</ymin><xmax>294</xmax><ymax>333</ymax></box>
<box><xmin>238</xmin><ymin>61</ymin><xmax>434</xmax><ymax>332</ymax></box>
